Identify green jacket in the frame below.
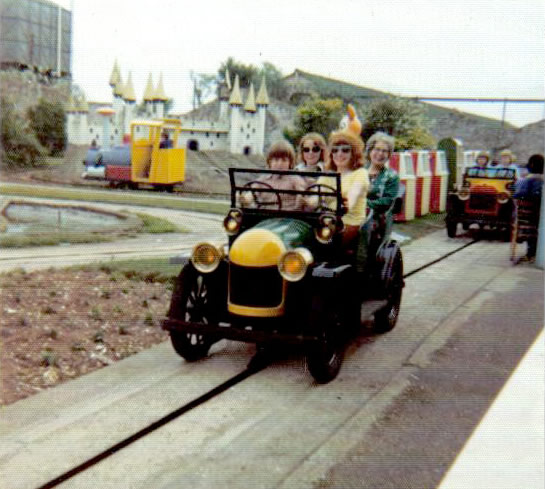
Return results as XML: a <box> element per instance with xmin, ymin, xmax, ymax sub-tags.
<box><xmin>366</xmin><ymin>166</ymin><xmax>400</xmax><ymax>211</ymax></box>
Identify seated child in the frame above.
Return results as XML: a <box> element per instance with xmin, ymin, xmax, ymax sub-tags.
<box><xmin>240</xmin><ymin>140</ymin><xmax>307</xmax><ymax>211</ymax></box>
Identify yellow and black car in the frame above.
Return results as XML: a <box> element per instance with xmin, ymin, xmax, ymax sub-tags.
<box><xmin>162</xmin><ymin>168</ymin><xmax>404</xmax><ymax>383</ymax></box>
<box><xmin>446</xmin><ymin>166</ymin><xmax>517</xmax><ymax>239</ymax></box>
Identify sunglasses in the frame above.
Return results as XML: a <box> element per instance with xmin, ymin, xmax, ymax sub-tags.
<box><xmin>331</xmin><ymin>145</ymin><xmax>352</xmax><ymax>154</ymax></box>
<box><xmin>303</xmin><ymin>145</ymin><xmax>322</xmax><ymax>153</ymax></box>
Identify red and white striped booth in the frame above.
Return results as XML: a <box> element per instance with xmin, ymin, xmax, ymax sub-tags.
<box><xmin>389</xmin><ymin>152</ymin><xmax>416</xmax><ymax>221</ymax></box>
<box><xmin>411</xmin><ymin>151</ymin><xmax>432</xmax><ymax>217</ymax></box>
<box><xmin>429</xmin><ymin>150</ymin><xmax>449</xmax><ymax>213</ymax></box>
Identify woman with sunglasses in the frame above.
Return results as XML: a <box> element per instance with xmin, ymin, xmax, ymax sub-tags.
<box><xmin>365</xmin><ymin>132</ymin><xmax>399</xmax><ymax>213</ymax></box>
<box><xmin>296</xmin><ymin>133</ymin><xmax>328</xmax><ymax>172</ymax></box>
<box><xmin>312</xmin><ymin>130</ymin><xmax>369</xmax><ymax>251</ymax></box>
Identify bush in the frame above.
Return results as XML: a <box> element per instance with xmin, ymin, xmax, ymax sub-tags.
<box><xmin>0</xmin><ymin>98</ymin><xmax>47</xmax><ymax>169</ymax></box>
<box><xmin>27</xmin><ymin>98</ymin><xmax>66</xmax><ymax>156</ymax></box>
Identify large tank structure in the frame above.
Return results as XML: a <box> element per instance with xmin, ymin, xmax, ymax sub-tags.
<box><xmin>0</xmin><ymin>0</ymin><xmax>72</xmax><ymax>77</ymax></box>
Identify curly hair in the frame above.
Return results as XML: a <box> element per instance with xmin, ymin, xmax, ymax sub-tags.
<box><xmin>297</xmin><ymin>132</ymin><xmax>329</xmax><ymax>166</ymax></box>
<box><xmin>365</xmin><ymin>131</ymin><xmax>395</xmax><ymax>161</ymax></box>
<box><xmin>327</xmin><ymin>130</ymin><xmax>364</xmax><ymax>171</ymax></box>
<box><xmin>266</xmin><ymin>140</ymin><xmax>296</xmax><ymax>169</ymax></box>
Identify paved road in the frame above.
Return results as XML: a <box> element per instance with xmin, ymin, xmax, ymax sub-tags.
<box><xmin>1</xmin><ymin>235</ymin><xmax>543</xmax><ymax>489</ymax></box>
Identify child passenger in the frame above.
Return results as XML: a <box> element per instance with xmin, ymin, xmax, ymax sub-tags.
<box><xmin>241</xmin><ymin>140</ymin><xmax>307</xmax><ymax>211</ymax></box>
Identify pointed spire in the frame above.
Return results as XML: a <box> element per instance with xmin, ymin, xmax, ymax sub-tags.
<box><xmin>143</xmin><ymin>73</ymin><xmax>155</xmax><ymax>101</ymax></box>
<box><xmin>229</xmin><ymin>74</ymin><xmax>243</xmax><ymax>106</ymax></box>
<box><xmin>256</xmin><ymin>76</ymin><xmax>270</xmax><ymax>106</ymax></box>
<box><xmin>109</xmin><ymin>59</ymin><xmax>120</xmax><ymax>87</ymax></box>
<box><xmin>225</xmin><ymin>68</ymin><xmax>232</xmax><ymax>90</ymax></box>
<box><xmin>154</xmin><ymin>73</ymin><xmax>168</xmax><ymax>101</ymax></box>
<box><xmin>123</xmin><ymin>71</ymin><xmax>136</xmax><ymax>102</ymax></box>
<box><xmin>244</xmin><ymin>83</ymin><xmax>256</xmax><ymax>112</ymax></box>
<box><xmin>113</xmin><ymin>71</ymin><xmax>124</xmax><ymax>97</ymax></box>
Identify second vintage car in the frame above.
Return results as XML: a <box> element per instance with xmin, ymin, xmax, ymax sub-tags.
<box><xmin>446</xmin><ymin>166</ymin><xmax>517</xmax><ymax>239</ymax></box>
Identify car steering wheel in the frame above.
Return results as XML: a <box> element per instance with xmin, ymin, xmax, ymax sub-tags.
<box><xmin>305</xmin><ymin>183</ymin><xmax>338</xmax><ymax>212</ymax></box>
<box><xmin>241</xmin><ymin>181</ymin><xmax>283</xmax><ymax>210</ymax></box>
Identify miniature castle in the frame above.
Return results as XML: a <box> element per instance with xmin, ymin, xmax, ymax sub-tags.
<box><xmin>66</xmin><ymin>61</ymin><xmax>270</xmax><ymax>155</ymax></box>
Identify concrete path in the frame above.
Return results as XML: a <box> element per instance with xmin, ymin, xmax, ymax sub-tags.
<box><xmin>1</xmin><ymin>233</ymin><xmax>542</xmax><ymax>489</ymax></box>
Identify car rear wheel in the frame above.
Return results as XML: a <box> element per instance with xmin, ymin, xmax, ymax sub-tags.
<box><xmin>168</xmin><ymin>265</ymin><xmax>216</xmax><ymax>361</ymax></box>
<box><xmin>374</xmin><ymin>248</ymin><xmax>403</xmax><ymax>334</ymax></box>
<box><xmin>306</xmin><ymin>295</ymin><xmax>345</xmax><ymax>383</ymax></box>
<box><xmin>446</xmin><ymin>220</ymin><xmax>458</xmax><ymax>238</ymax></box>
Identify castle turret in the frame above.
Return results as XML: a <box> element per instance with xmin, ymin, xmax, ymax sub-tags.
<box><xmin>153</xmin><ymin>73</ymin><xmax>168</xmax><ymax>119</ymax></box>
<box><xmin>143</xmin><ymin>73</ymin><xmax>155</xmax><ymax>117</ymax></box>
<box><xmin>109</xmin><ymin>59</ymin><xmax>120</xmax><ymax>88</ymax></box>
<box><xmin>229</xmin><ymin>75</ymin><xmax>243</xmax><ymax>153</ymax></box>
<box><xmin>218</xmin><ymin>68</ymin><xmax>231</xmax><ymax>121</ymax></box>
<box><xmin>254</xmin><ymin>76</ymin><xmax>269</xmax><ymax>155</ymax></box>
<box><xmin>123</xmin><ymin>71</ymin><xmax>137</xmax><ymax>138</ymax></box>
<box><xmin>244</xmin><ymin>83</ymin><xmax>257</xmax><ymax>113</ymax></box>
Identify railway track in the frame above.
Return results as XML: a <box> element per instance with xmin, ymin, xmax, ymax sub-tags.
<box><xmin>35</xmin><ymin>239</ymin><xmax>480</xmax><ymax>489</ymax></box>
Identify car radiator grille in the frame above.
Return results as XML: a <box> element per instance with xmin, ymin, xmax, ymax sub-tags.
<box><xmin>469</xmin><ymin>194</ymin><xmax>496</xmax><ymax>210</ymax></box>
<box><xmin>229</xmin><ymin>264</ymin><xmax>283</xmax><ymax>307</ymax></box>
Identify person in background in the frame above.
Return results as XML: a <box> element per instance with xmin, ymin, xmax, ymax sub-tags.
<box><xmin>475</xmin><ymin>151</ymin><xmax>491</xmax><ymax>167</ymax></box>
<box><xmin>513</xmin><ymin>154</ymin><xmax>544</xmax><ymax>262</ymax></box>
<box><xmin>295</xmin><ymin>133</ymin><xmax>328</xmax><ymax>172</ymax></box>
<box><xmin>159</xmin><ymin>132</ymin><xmax>173</xmax><ymax>149</ymax></box>
<box><xmin>499</xmin><ymin>149</ymin><xmax>521</xmax><ymax>178</ymax></box>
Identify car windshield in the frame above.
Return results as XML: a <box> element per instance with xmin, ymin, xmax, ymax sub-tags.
<box><xmin>229</xmin><ymin>168</ymin><xmax>343</xmax><ymax>217</ymax></box>
<box><xmin>466</xmin><ymin>167</ymin><xmax>516</xmax><ymax>179</ymax></box>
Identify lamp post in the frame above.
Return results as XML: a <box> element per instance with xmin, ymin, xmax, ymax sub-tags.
<box><xmin>97</xmin><ymin>107</ymin><xmax>115</xmax><ymax>151</ymax></box>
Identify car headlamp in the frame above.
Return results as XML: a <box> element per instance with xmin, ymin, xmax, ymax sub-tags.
<box><xmin>191</xmin><ymin>242</ymin><xmax>223</xmax><ymax>273</ymax></box>
<box><xmin>278</xmin><ymin>248</ymin><xmax>313</xmax><ymax>282</ymax></box>
<box><xmin>223</xmin><ymin>208</ymin><xmax>243</xmax><ymax>235</ymax></box>
<box><xmin>458</xmin><ymin>188</ymin><xmax>470</xmax><ymax>201</ymax></box>
<box><xmin>497</xmin><ymin>192</ymin><xmax>510</xmax><ymax>204</ymax></box>
<box><xmin>315</xmin><ymin>213</ymin><xmax>338</xmax><ymax>244</ymax></box>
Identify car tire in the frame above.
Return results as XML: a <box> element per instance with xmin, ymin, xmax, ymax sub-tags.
<box><xmin>306</xmin><ymin>295</ymin><xmax>344</xmax><ymax>384</ymax></box>
<box><xmin>168</xmin><ymin>264</ymin><xmax>216</xmax><ymax>361</ymax></box>
<box><xmin>374</xmin><ymin>248</ymin><xmax>403</xmax><ymax>334</ymax></box>
<box><xmin>446</xmin><ymin>220</ymin><xmax>458</xmax><ymax>238</ymax></box>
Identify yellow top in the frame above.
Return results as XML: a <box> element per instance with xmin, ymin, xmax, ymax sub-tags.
<box><xmin>229</xmin><ymin>75</ymin><xmax>243</xmax><ymax>105</ymax></box>
<box><xmin>143</xmin><ymin>73</ymin><xmax>155</xmax><ymax>101</ymax></box>
<box><xmin>154</xmin><ymin>73</ymin><xmax>168</xmax><ymax>101</ymax></box>
<box><xmin>256</xmin><ymin>76</ymin><xmax>270</xmax><ymax>106</ymax></box>
<box><xmin>123</xmin><ymin>72</ymin><xmax>136</xmax><ymax>102</ymax></box>
<box><xmin>318</xmin><ymin>168</ymin><xmax>369</xmax><ymax>226</ymax></box>
<box><xmin>244</xmin><ymin>84</ymin><xmax>256</xmax><ymax>112</ymax></box>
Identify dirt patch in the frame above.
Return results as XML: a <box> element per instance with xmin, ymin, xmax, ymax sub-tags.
<box><xmin>0</xmin><ymin>267</ymin><xmax>174</xmax><ymax>406</ymax></box>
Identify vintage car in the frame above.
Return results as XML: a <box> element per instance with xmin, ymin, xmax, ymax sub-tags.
<box><xmin>162</xmin><ymin>168</ymin><xmax>404</xmax><ymax>383</ymax></box>
<box><xmin>446</xmin><ymin>166</ymin><xmax>517</xmax><ymax>238</ymax></box>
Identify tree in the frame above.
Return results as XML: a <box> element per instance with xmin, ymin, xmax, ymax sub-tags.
<box><xmin>217</xmin><ymin>58</ymin><xmax>285</xmax><ymax>98</ymax></box>
<box><xmin>283</xmin><ymin>98</ymin><xmax>344</xmax><ymax>146</ymax></box>
<box><xmin>27</xmin><ymin>98</ymin><xmax>66</xmax><ymax>156</ymax></box>
<box><xmin>1</xmin><ymin>98</ymin><xmax>47</xmax><ymax>169</ymax></box>
<box><xmin>361</xmin><ymin>97</ymin><xmax>435</xmax><ymax>150</ymax></box>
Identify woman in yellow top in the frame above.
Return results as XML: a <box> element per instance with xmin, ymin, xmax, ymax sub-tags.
<box><xmin>317</xmin><ymin>130</ymin><xmax>370</xmax><ymax>250</ymax></box>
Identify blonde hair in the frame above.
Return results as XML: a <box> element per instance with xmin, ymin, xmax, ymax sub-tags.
<box><xmin>297</xmin><ymin>133</ymin><xmax>329</xmax><ymax>166</ymax></box>
<box><xmin>266</xmin><ymin>140</ymin><xmax>296</xmax><ymax>169</ymax></box>
<box><xmin>327</xmin><ymin>130</ymin><xmax>364</xmax><ymax>171</ymax></box>
<box><xmin>365</xmin><ymin>132</ymin><xmax>395</xmax><ymax>161</ymax></box>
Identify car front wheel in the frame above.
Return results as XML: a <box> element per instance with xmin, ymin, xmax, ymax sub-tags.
<box><xmin>168</xmin><ymin>264</ymin><xmax>216</xmax><ymax>361</ymax></box>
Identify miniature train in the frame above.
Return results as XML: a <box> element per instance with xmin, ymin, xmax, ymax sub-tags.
<box><xmin>82</xmin><ymin>119</ymin><xmax>185</xmax><ymax>191</ymax></box>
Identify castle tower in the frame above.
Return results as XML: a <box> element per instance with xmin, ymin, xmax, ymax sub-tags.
<box><xmin>66</xmin><ymin>94</ymin><xmax>89</xmax><ymax>145</ymax></box>
<box><xmin>122</xmin><ymin>71</ymin><xmax>137</xmax><ymax>139</ymax></box>
<box><xmin>218</xmin><ymin>68</ymin><xmax>231</xmax><ymax>121</ymax></box>
<box><xmin>255</xmin><ymin>76</ymin><xmax>269</xmax><ymax>155</ymax></box>
<box><xmin>153</xmin><ymin>73</ymin><xmax>168</xmax><ymax>119</ymax></box>
<box><xmin>229</xmin><ymin>74</ymin><xmax>243</xmax><ymax>153</ymax></box>
<box><xmin>111</xmin><ymin>68</ymin><xmax>124</xmax><ymax>145</ymax></box>
<box><xmin>109</xmin><ymin>59</ymin><xmax>121</xmax><ymax>89</ymax></box>
<box><xmin>143</xmin><ymin>73</ymin><xmax>155</xmax><ymax>117</ymax></box>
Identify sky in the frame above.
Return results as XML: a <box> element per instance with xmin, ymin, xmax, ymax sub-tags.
<box><xmin>59</xmin><ymin>0</ymin><xmax>544</xmax><ymax>128</ymax></box>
